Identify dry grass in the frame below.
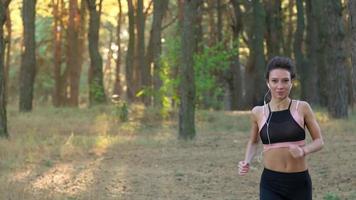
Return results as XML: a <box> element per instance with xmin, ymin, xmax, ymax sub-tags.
<box><xmin>0</xmin><ymin>104</ymin><xmax>355</xmax><ymax>200</ymax></box>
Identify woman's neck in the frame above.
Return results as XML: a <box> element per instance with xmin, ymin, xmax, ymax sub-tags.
<box><xmin>269</xmin><ymin>97</ymin><xmax>291</xmax><ymax>111</ymax></box>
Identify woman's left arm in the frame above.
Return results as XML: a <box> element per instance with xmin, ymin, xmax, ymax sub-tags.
<box><xmin>301</xmin><ymin>101</ymin><xmax>324</xmax><ymax>155</ymax></box>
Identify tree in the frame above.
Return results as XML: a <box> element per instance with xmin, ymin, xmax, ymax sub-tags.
<box><xmin>178</xmin><ymin>0</ymin><xmax>202</xmax><ymax>140</ymax></box>
<box><xmin>229</xmin><ymin>0</ymin><xmax>244</xmax><ymax>110</ymax></box>
<box><xmin>145</xmin><ymin>0</ymin><xmax>168</xmax><ymax>107</ymax></box>
<box><xmin>52</xmin><ymin>0</ymin><xmax>63</xmax><ymax>107</ymax></box>
<box><xmin>113</xmin><ymin>0</ymin><xmax>123</xmax><ymax>96</ymax></box>
<box><xmin>245</xmin><ymin>0</ymin><xmax>266</xmax><ymax>106</ymax></box>
<box><xmin>86</xmin><ymin>0</ymin><xmax>106</xmax><ymax>105</ymax></box>
<box><xmin>66</xmin><ymin>0</ymin><xmax>82</xmax><ymax>106</ymax></box>
<box><xmin>126</xmin><ymin>0</ymin><xmax>135</xmax><ymax>102</ymax></box>
<box><xmin>349</xmin><ymin>0</ymin><xmax>356</xmax><ymax>107</ymax></box>
<box><xmin>0</xmin><ymin>0</ymin><xmax>11</xmax><ymax>137</ymax></box>
<box><xmin>325</xmin><ymin>0</ymin><xmax>348</xmax><ymax>118</ymax></box>
<box><xmin>264</xmin><ymin>0</ymin><xmax>283</xmax><ymax>59</ymax></box>
<box><xmin>19</xmin><ymin>0</ymin><xmax>37</xmax><ymax>112</ymax></box>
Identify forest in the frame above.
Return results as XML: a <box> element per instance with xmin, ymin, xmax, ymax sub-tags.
<box><xmin>0</xmin><ymin>0</ymin><xmax>355</xmax><ymax>199</ymax></box>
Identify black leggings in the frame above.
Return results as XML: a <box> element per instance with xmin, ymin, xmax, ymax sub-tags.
<box><xmin>260</xmin><ymin>168</ymin><xmax>312</xmax><ymax>200</ymax></box>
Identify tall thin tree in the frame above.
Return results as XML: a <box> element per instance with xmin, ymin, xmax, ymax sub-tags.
<box><xmin>325</xmin><ymin>0</ymin><xmax>348</xmax><ymax>118</ymax></box>
<box><xmin>126</xmin><ymin>0</ymin><xmax>135</xmax><ymax>102</ymax></box>
<box><xmin>0</xmin><ymin>0</ymin><xmax>11</xmax><ymax>137</ymax></box>
<box><xmin>145</xmin><ymin>0</ymin><xmax>168</xmax><ymax>107</ymax></box>
<box><xmin>349</xmin><ymin>0</ymin><xmax>356</xmax><ymax>107</ymax></box>
<box><xmin>86</xmin><ymin>0</ymin><xmax>106</xmax><ymax>105</ymax></box>
<box><xmin>19</xmin><ymin>0</ymin><xmax>37</xmax><ymax>112</ymax></box>
<box><xmin>66</xmin><ymin>0</ymin><xmax>81</xmax><ymax>106</ymax></box>
<box><xmin>179</xmin><ymin>0</ymin><xmax>202</xmax><ymax>140</ymax></box>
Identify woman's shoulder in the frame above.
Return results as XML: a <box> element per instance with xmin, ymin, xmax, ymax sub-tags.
<box><xmin>251</xmin><ymin>105</ymin><xmax>266</xmax><ymax>119</ymax></box>
<box><xmin>293</xmin><ymin>100</ymin><xmax>313</xmax><ymax>114</ymax></box>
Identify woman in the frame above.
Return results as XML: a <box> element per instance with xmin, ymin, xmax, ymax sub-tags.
<box><xmin>238</xmin><ymin>56</ymin><xmax>324</xmax><ymax>200</ymax></box>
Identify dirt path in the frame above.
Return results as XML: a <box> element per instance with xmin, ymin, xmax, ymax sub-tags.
<box><xmin>2</xmin><ymin>112</ymin><xmax>356</xmax><ymax>200</ymax></box>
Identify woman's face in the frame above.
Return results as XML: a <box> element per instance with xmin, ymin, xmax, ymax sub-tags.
<box><xmin>267</xmin><ymin>69</ymin><xmax>292</xmax><ymax>100</ymax></box>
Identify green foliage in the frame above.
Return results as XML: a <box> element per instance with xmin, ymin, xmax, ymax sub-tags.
<box><xmin>160</xmin><ymin>35</ymin><xmax>181</xmax><ymax>109</ymax></box>
<box><xmin>194</xmin><ymin>42</ymin><xmax>237</xmax><ymax>109</ymax></box>
<box><xmin>111</xmin><ymin>95</ymin><xmax>128</xmax><ymax>122</ymax></box>
<box><xmin>89</xmin><ymin>81</ymin><xmax>106</xmax><ymax>104</ymax></box>
<box><xmin>323</xmin><ymin>192</ymin><xmax>341</xmax><ymax>200</ymax></box>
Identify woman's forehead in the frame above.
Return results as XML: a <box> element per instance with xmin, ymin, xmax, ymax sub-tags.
<box><xmin>269</xmin><ymin>69</ymin><xmax>291</xmax><ymax>78</ymax></box>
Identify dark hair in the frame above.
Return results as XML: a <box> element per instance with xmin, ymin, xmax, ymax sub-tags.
<box><xmin>265</xmin><ymin>56</ymin><xmax>296</xmax><ymax>80</ymax></box>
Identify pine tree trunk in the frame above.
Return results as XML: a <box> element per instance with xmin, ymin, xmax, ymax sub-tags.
<box><xmin>349</xmin><ymin>0</ymin><xmax>356</xmax><ymax>107</ymax></box>
<box><xmin>113</xmin><ymin>0</ymin><xmax>123</xmax><ymax>97</ymax></box>
<box><xmin>4</xmin><ymin>9</ymin><xmax>10</xmax><ymax>104</ymax></box>
<box><xmin>19</xmin><ymin>0</ymin><xmax>36</xmax><ymax>112</ymax></box>
<box><xmin>145</xmin><ymin>0</ymin><xmax>168</xmax><ymax>107</ymax></box>
<box><xmin>0</xmin><ymin>0</ymin><xmax>10</xmax><ymax>138</ymax></box>
<box><xmin>126</xmin><ymin>0</ymin><xmax>135</xmax><ymax>102</ymax></box>
<box><xmin>179</xmin><ymin>0</ymin><xmax>201</xmax><ymax>140</ymax></box>
<box><xmin>325</xmin><ymin>0</ymin><xmax>348</xmax><ymax>118</ymax></box>
<box><xmin>67</xmin><ymin>0</ymin><xmax>81</xmax><ymax>107</ymax></box>
<box><xmin>86</xmin><ymin>0</ymin><xmax>106</xmax><ymax>105</ymax></box>
<box><xmin>294</xmin><ymin>0</ymin><xmax>306</xmax><ymax>99</ymax></box>
<box><xmin>264</xmin><ymin>0</ymin><xmax>283</xmax><ymax>59</ymax></box>
<box><xmin>246</xmin><ymin>0</ymin><xmax>266</xmax><ymax>107</ymax></box>
<box><xmin>230</xmin><ymin>0</ymin><xmax>244</xmax><ymax>110</ymax></box>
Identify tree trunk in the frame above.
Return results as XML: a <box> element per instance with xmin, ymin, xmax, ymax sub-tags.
<box><xmin>325</xmin><ymin>0</ymin><xmax>348</xmax><ymax>118</ymax></box>
<box><xmin>113</xmin><ymin>0</ymin><xmax>123</xmax><ymax>97</ymax></box>
<box><xmin>86</xmin><ymin>0</ymin><xmax>106</xmax><ymax>105</ymax></box>
<box><xmin>264</xmin><ymin>0</ymin><xmax>282</xmax><ymax>59</ymax></box>
<box><xmin>0</xmin><ymin>0</ymin><xmax>10</xmax><ymax>138</ymax></box>
<box><xmin>19</xmin><ymin>0</ymin><xmax>37</xmax><ymax>112</ymax></box>
<box><xmin>126</xmin><ymin>0</ymin><xmax>135</xmax><ymax>102</ymax></box>
<box><xmin>349</xmin><ymin>0</ymin><xmax>356</xmax><ymax>107</ymax></box>
<box><xmin>145</xmin><ymin>0</ymin><xmax>168</xmax><ymax>107</ymax></box>
<box><xmin>136</xmin><ymin>0</ymin><xmax>148</xmax><ymax>105</ymax></box>
<box><xmin>246</xmin><ymin>0</ymin><xmax>266</xmax><ymax>107</ymax></box>
<box><xmin>230</xmin><ymin>0</ymin><xmax>244</xmax><ymax>110</ymax></box>
<box><xmin>303</xmin><ymin>0</ymin><xmax>320</xmax><ymax>104</ymax></box>
<box><xmin>4</xmin><ymin>9</ymin><xmax>10</xmax><ymax>104</ymax></box>
<box><xmin>284</xmin><ymin>0</ymin><xmax>294</xmax><ymax>58</ymax></box>
<box><xmin>294</xmin><ymin>0</ymin><xmax>306</xmax><ymax>99</ymax></box>
<box><xmin>66</xmin><ymin>0</ymin><xmax>81</xmax><ymax>107</ymax></box>
<box><xmin>179</xmin><ymin>0</ymin><xmax>201</xmax><ymax>140</ymax></box>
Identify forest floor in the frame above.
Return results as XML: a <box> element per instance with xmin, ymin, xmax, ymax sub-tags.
<box><xmin>0</xmin><ymin>104</ymin><xmax>355</xmax><ymax>200</ymax></box>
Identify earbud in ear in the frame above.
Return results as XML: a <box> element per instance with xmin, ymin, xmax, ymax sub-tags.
<box><xmin>289</xmin><ymin>84</ymin><xmax>292</xmax><ymax>89</ymax></box>
<box><xmin>267</xmin><ymin>83</ymin><xmax>270</xmax><ymax>89</ymax></box>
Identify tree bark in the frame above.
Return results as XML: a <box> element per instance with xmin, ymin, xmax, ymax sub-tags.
<box><xmin>19</xmin><ymin>0</ymin><xmax>37</xmax><ymax>112</ymax></box>
<box><xmin>179</xmin><ymin>0</ymin><xmax>202</xmax><ymax>140</ymax></box>
<box><xmin>126</xmin><ymin>0</ymin><xmax>135</xmax><ymax>102</ymax></box>
<box><xmin>86</xmin><ymin>0</ymin><xmax>106</xmax><ymax>105</ymax></box>
<box><xmin>264</xmin><ymin>0</ymin><xmax>282</xmax><ymax>59</ymax></box>
<box><xmin>145</xmin><ymin>0</ymin><xmax>168</xmax><ymax>107</ymax></box>
<box><xmin>4</xmin><ymin>8</ymin><xmax>10</xmax><ymax>104</ymax></box>
<box><xmin>294</xmin><ymin>0</ymin><xmax>306</xmax><ymax>99</ymax></box>
<box><xmin>66</xmin><ymin>0</ymin><xmax>81</xmax><ymax>107</ymax></box>
<box><xmin>246</xmin><ymin>0</ymin><xmax>266</xmax><ymax>107</ymax></box>
<box><xmin>325</xmin><ymin>0</ymin><xmax>348</xmax><ymax>118</ymax></box>
<box><xmin>349</xmin><ymin>0</ymin><xmax>356</xmax><ymax>107</ymax></box>
<box><xmin>229</xmin><ymin>0</ymin><xmax>244</xmax><ymax>110</ymax></box>
<box><xmin>113</xmin><ymin>0</ymin><xmax>123</xmax><ymax>96</ymax></box>
<box><xmin>0</xmin><ymin>0</ymin><xmax>10</xmax><ymax>138</ymax></box>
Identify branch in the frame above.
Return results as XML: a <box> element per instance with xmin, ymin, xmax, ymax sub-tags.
<box><xmin>162</xmin><ymin>15</ymin><xmax>178</xmax><ymax>30</ymax></box>
<box><xmin>144</xmin><ymin>0</ymin><xmax>153</xmax><ymax>17</ymax></box>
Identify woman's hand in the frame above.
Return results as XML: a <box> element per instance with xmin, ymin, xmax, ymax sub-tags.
<box><xmin>238</xmin><ymin>161</ymin><xmax>250</xmax><ymax>176</ymax></box>
<box><xmin>289</xmin><ymin>145</ymin><xmax>305</xmax><ymax>158</ymax></box>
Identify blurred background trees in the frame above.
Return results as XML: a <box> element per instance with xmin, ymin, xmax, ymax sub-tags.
<box><xmin>0</xmin><ymin>0</ymin><xmax>355</xmax><ymax>138</ymax></box>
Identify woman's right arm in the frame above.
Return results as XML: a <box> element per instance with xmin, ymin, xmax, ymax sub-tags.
<box><xmin>239</xmin><ymin>107</ymin><xmax>260</xmax><ymax>175</ymax></box>
<box><xmin>244</xmin><ymin>107</ymin><xmax>260</xmax><ymax>163</ymax></box>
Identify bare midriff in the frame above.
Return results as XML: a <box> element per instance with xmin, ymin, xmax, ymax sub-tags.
<box><xmin>263</xmin><ymin>148</ymin><xmax>307</xmax><ymax>172</ymax></box>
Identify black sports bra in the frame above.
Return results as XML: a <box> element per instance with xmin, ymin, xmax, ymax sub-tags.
<box><xmin>259</xmin><ymin>100</ymin><xmax>305</xmax><ymax>145</ymax></box>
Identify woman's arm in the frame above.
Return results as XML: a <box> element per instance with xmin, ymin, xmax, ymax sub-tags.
<box><xmin>301</xmin><ymin>101</ymin><xmax>324</xmax><ymax>155</ymax></box>
<box><xmin>239</xmin><ymin>107</ymin><xmax>260</xmax><ymax>175</ymax></box>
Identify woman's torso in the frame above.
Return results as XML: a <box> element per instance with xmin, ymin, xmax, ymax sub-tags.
<box><xmin>257</xmin><ymin>100</ymin><xmax>307</xmax><ymax>172</ymax></box>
